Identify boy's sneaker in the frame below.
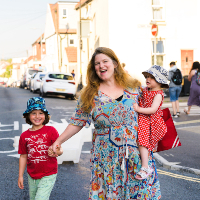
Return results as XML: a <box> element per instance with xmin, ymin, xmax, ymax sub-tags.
<box><xmin>172</xmin><ymin>114</ymin><xmax>178</xmax><ymax>118</ymax></box>
<box><xmin>177</xmin><ymin>112</ymin><xmax>180</xmax><ymax>116</ymax></box>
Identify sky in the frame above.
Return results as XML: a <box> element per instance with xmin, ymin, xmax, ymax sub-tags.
<box><xmin>0</xmin><ymin>0</ymin><xmax>79</xmax><ymax>60</ymax></box>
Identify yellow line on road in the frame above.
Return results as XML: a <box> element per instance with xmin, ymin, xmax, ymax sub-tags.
<box><xmin>175</xmin><ymin>120</ymin><xmax>200</xmax><ymax>125</ymax></box>
<box><xmin>157</xmin><ymin>169</ymin><xmax>200</xmax><ymax>183</ymax></box>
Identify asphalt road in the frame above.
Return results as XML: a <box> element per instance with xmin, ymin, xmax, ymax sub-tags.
<box><xmin>0</xmin><ymin>86</ymin><xmax>200</xmax><ymax>200</ymax></box>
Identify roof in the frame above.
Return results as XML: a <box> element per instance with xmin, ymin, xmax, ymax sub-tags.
<box><xmin>65</xmin><ymin>47</ymin><xmax>77</xmax><ymax>63</ymax></box>
<box><xmin>32</xmin><ymin>34</ymin><xmax>44</xmax><ymax>46</ymax></box>
<box><xmin>24</xmin><ymin>56</ymin><xmax>33</xmax><ymax>64</ymax></box>
<box><xmin>75</xmin><ymin>0</ymin><xmax>93</xmax><ymax>10</ymax></box>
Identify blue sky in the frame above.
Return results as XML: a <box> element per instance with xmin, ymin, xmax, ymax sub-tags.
<box><xmin>0</xmin><ymin>0</ymin><xmax>79</xmax><ymax>59</ymax></box>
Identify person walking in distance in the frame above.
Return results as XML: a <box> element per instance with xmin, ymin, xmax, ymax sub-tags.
<box><xmin>71</xmin><ymin>69</ymin><xmax>75</xmax><ymax>79</ymax></box>
<box><xmin>48</xmin><ymin>47</ymin><xmax>162</xmax><ymax>199</ymax></box>
<box><xmin>18</xmin><ymin>97</ymin><xmax>63</xmax><ymax>199</ymax></box>
<box><xmin>133</xmin><ymin>65</ymin><xmax>168</xmax><ymax>180</ymax></box>
<box><xmin>168</xmin><ymin>61</ymin><xmax>182</xmax><ymax>118</ymax></box>
<box><xmin>184</xmin><ymin>61</ymin><xmax>200</xmax><ymax>114</ymax></box>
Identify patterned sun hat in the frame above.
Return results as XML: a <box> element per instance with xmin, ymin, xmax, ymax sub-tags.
<box><xmin>23</xmin><ymin>97</ymin><xmax>50</xmax><ymax>116</ymax></box>
<box><xmin>142</xmin><ymin>65</ymin><xmax>169</xmax><ymax>88</ymax></box>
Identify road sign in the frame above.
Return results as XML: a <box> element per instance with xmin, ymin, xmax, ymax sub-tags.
<box><xmin>151</xmin><ymin>24</ymin><xmax>158</xmax><ymax>36</ymax></box>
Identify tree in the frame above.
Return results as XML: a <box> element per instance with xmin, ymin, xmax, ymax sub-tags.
<box><xmin>0</xmin><ymin>64</ymin><xmax>13</xmax><ymax>78</ymax></box>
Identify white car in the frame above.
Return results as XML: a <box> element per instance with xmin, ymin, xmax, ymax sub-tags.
<box><xmin>30</xmin><ymin>72</ymin><xmax>46</xmax><ymax>93</ymax></box>
<box><xmin>40</xmin><ymin>72</ymin><xmax>76</xmax><ymax>99</ymax></box>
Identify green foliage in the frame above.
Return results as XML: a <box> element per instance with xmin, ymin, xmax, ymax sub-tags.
<box><xmin>0</xmin><ymin>64</ymin><xmax>13</xmax><ymax>78</ymax></box>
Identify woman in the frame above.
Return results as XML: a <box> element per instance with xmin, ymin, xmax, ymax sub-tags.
<box><xmin>48</xmin><ymin>47</ymin><xmax>161</xmax><ymax>199</ymax></box>
<box><xmin>168</xmin><ymin>61</ymin><xmax>182</xmax><ymax>118</ymax></box>
<box><xmin>184</xmin><ymin>61</ymin><xmax>200</xmax><ymax>114</ymax></box>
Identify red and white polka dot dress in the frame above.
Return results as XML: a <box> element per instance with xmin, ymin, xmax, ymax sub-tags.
<box><xmin>138</xmin><ymin>87</ymin><xmax>167</xmax><ymax>151</ymax></box>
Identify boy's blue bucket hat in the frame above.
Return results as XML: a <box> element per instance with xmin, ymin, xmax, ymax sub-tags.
<box><xmin>23</xmin><ymin>97</ymin><xmax>50</xmax><ymax>116</ymax></box>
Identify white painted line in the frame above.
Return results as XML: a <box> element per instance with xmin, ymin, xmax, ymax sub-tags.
<box><xmin>60</xmin><ymin>119</ymin><xmax>68</xmax><ymax>123</ymax></box>
<box><xmin>177</xmin><ymin>125</ymin><xmax>200</xmax><ymax>130</ymax></box>
<box><xmin>8</xmin><ymin>154</ymin><xmax>20</xmax><ymax>158</ymax></box>
<box><xmin>14</xmin><ymin>121</ymin><xmax>19</xmax><ymax>130</ymax></box>
<box><xmin>61</xmin><ymin>115</ymin><xmax>72</xmax><ymax>116</ymax></box>
<box><xmin>82</xmin><ymin>151</ymin><xmax>90</xmax><ymax>154</ymax></box>
<box><xmin>0</xmin><ymin>129</ymin><xmax>13</xmax><ymax>132</ymax></box>
<box><xmin>0</xmin><ymin>124</ymin><xmax>14</xmax><ymax>127</ymax></box>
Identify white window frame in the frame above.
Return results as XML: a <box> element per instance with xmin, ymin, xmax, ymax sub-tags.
<box><xmin>152</xmin><ymin>0</ymin><xmax>165</xmax><ymax>22</ymax></box>
<box><xmin>62</xmin><ymin>8</ymin><xmax>68</xmax><ymax>20</ymax></box>
<box><xmin>151</xmin><ymin>38</ymin><xmax>166</xmax><ymax>67</ymax></box>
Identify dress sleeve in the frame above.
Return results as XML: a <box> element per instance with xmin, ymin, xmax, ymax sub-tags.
<box><xmin>18</xmin><ymin>133</ymin><xmax>28</xmax><ymax>154</ymax></box>
<box><xmin>69</xmin><ymin>98</ymin><xmax>92</xmax><ymax>127</ymax></box>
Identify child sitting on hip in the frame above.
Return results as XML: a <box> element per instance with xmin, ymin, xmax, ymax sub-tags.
<box><xmin>18</xmin><ymin>97</ymin><xmax>63</xmax><ymax>199</ymax></box>
<box><xmin>133</xmin><ymin>65</ymin><xmax>169</xmax><ymax>180</ymax></box>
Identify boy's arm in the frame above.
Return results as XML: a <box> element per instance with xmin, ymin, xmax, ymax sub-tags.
<box><xmin>133</xmin><ymin>94</ymin><xmax>162</xmax><ymax>114</ymax></box>
<box><xmin>18</xmin><ymin>154</ymin><xmax>27</xmax><ymax>189</ymax></box>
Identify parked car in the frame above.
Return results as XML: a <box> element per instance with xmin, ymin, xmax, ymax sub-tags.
<box><xmin>40</xmin><ymin>72</ymin><xmax>76</xmax><ymax>99</ymax></box>
<box><xmin>30</xmin><ymin>72</ymin><xmax>46</xmax><ymax>93</ymax></box>
<box><xmin>28</xmin><ymin>73</ymin><xmax>37</xmax><ymax>90</ymax></box>
<box><xmin>22</xmin><ymin>68</ymin><xmax>42</xmax><ymax>88</ymax></box>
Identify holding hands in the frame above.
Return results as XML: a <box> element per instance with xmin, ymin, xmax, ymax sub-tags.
<box><xmin>48</xmin><ymin>143</ymin><xmax>63</xmax><ymax>157</ymax></box>
<box><xmin>133</xmin><ymin>102</ymin><xmax>140</xmax><ymax>112</ymax></box>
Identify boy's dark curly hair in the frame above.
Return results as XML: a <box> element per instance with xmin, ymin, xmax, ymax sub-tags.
<box><xmin>23</xmin><ymin>110</ymin><xmax>50</xmax><ymax>125</ymax></box>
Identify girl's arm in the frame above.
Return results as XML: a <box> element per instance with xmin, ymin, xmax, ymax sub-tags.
<box><xmin>48</xmin><ymin>124</ymin><xmax>83</xmax><ymax>157</ymax></box>
<box><xmin>18</xmin><ymin>154</ymin><xmax>27</xmax><ymax>189</ymax></box>
<box><xmin>188</xmin><ymin>70</ymin><xmax>196</xmax><ymax>81</ymax></box>
<box><xmin>133</xmin><ymin>94</ymin><xmax>162</xmax><ymax>114</ymax></box>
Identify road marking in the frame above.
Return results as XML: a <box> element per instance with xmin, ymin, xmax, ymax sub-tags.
<box><xmin>60</xmin><ymin>119</ymin><xmax>68</xmax><ymax>123</ymax></box>
<box><xmin>157</xmin><ymin>169</ymin><xmax>200</xmax><ymax>183</ymax></box>
<box><xmin>0</xmin><ymin>138</ymin><xmax>17</xmax><ymax>153</ymax></box>
<box><xmin>14</xmin><ymin>121</ymin><xmax>19</xmax><ymax>130</ymax></box>
<box><xmin>177</xmin><ymin>125</ymin><xmax>200</xmax><ymax>130</ymax></box>
<box><xmin>175</xmin><ymin>119</ymin><xmax>200</xmax><ymax>125</ymax></box>
<box><xmin>82</xmin><ymin>151</ymin><xmax>90</xmax><ymax>153</ymax></box>
<box><xmin>8</xmin><ymin>154</ymin><xmax>20</xmax><ymax>158</ymax></box>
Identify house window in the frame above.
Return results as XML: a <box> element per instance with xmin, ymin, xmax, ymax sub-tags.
<box><xmin>63</xmin><ymin>9</ymin><xmax>67</xmax><ymax>19</ymax></box>
<box><xmin>152</xmin><ymin>0</ymin><xmax>165</xmax><ymax>21</ymax></box>
<box><xmin>152</xmin><ymin>40</ymin><xmax>165</xmax><ymax>66</ymax></box>
<box><xmin>70</xmin><ymin>39</ymin><xmax>74</xmax><ymax>45</ymax></box>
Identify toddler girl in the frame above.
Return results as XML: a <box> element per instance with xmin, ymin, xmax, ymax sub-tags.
<box><xmin>133</xmin><ymin>65</ymin><xmax>169</xmax><ymax>180</ymax></box>
<box><xmin>18</xmin><ymin>97</ymin><xmax>63</xmax><ymax>199</ymax></box>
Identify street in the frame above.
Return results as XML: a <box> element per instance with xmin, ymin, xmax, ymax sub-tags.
<box><xmin>0</xmin><ymin>86</ymin><xmax>200</xmax><ymax>200</ymax></box>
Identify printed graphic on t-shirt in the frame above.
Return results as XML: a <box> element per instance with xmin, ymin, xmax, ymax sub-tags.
<box><xmin>25</xmin><ymin>133</ymin><xmax>49</xmax><ymax>164</ymax></box>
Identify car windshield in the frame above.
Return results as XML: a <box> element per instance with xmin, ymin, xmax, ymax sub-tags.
<box><xmin>49</xmin><ymin>74</ymin><xmax>73</xmax><ymax>80</ymax></box>
<box><xmin>29</xmin><ymin>70</ymin><xmax>38</xmax><ymax>75</ymax></box>
<box><xmin>39</xmin><ymin>74</ymin><xmax>45</xmax><ymax>78</ymax></box>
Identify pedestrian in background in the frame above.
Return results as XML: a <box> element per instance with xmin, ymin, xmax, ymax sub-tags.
<box><xmin>133</xmin><ymin>65</ymin><xmax>168</xmax><ymax>180</ymax></box>
<box><xmin>48</xmin><ymin>47</ymin><xmax>162</xmax><ymax>199</ymax></box>
<box><xmin>184</xmin><ymin>61</ymin><xmax>200</xmax><ymax>114</ymax></box>
<box><xmin>168</xmin><ymin>61</ymin><xmax>182</xmax><ymax>118</ymax></box>
<box><xmin>71</xmin><ymin>69</ymin><xmax>75</xmax><ymax>79</ymax></box>
<box><xmin>18</xmin><ymin>97</ymin><xmax>63</xmax><ymax>199</ymax></box>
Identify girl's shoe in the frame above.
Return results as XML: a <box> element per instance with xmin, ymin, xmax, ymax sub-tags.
<box><xmin>177</xmin><ymin>112</ymin><xmax>180</xmax><ymax>116</ymax></box>
<box><xmin>135</xmin><ymin>167</ymin><xmax>153</xmax><ymax>180</ymax></box>
<box><xmin>184</xmin><ymin>109</ymin><xmax>189</xmax><ymax>115</ymax></box>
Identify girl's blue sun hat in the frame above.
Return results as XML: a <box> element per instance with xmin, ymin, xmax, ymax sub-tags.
<box><xmin>23</xmin><ymin>97</ymin><xmax>50</xmax><ymax>116</ymax></box>
<box><xmin>142</xmin><ymin>65</ymin><xmax>169</xmax><ymax>88</ymax></box>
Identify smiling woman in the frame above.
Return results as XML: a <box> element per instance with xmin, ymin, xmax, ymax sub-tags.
<box><xmin>49</xmin><ymin>47</ymin><xmax>162</xmax><ymax>199</ymax></box>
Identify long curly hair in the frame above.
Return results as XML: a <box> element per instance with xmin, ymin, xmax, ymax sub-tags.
<box><xmin>80</xmin><ymin>47</ymin><xmax>141</xmax><ymax>113</ymax></box>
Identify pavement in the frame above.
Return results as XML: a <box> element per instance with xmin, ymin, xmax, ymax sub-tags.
<box><xmin>157</xmin><ymin>95</ymin><xmax>200</xmax><ymax>175</ymax></box>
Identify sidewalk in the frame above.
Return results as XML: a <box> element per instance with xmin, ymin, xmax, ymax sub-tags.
<box><xmin>158</xmin><ymin>95</ymin><xmax>200</xmax><ymax>175</ymax></box>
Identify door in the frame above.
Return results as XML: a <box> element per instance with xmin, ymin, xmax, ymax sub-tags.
<box><xmin>181</xmin><ymin>50</ymin><xmax>193</xmax><ymax>76</ymax></box>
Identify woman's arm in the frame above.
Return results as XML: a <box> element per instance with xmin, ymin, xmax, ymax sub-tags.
<box><xmin>18</xmin><ymin>154</ymin><xmax>27</xmax><ymax>189</ymax></box>
<box><xmin>48</xmin><ymin>124</ymin><xmax>83</xmax><ymax>157</ymax></box>
<box><xmin>133</xmin><ymin>94</ymin><xmax>162</xmax><ymax>114</ymax></box>
<box><xmin>188</xmin><ymin>70</ymin><xmax>196</xmax><ymax>81</ymax></box>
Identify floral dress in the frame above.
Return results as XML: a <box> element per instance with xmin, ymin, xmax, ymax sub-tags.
<box><xmin>69</xmin><ymin>87</ymin><xmax>161</xmax><ymax>200</ymax></box>
<box><xmin>138</xmin><ymin>87</ymin><xmax>167</xmax><ymax>151</ymax></box>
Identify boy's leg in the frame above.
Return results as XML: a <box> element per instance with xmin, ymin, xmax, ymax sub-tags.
<box><xmin>35</xmin><ymin>174</ymin><xmax>57</xmax><ymax>200</ymax></box>
<box><xmin>28</xmin><ymin>175</ymin><xmax>41</xmax><ymax>200</ymax></box>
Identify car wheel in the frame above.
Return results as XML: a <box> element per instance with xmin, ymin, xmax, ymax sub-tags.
<box><xmin>41</xmin><ymin>90</ymin><xmax>46</xmax><ymax>97</ymax></box>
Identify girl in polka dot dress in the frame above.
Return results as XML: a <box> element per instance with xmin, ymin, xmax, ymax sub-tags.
<box><xmin>133</xmin><ymin>65</ymin><xmax>169</xmax><ymax>180</ymax></box>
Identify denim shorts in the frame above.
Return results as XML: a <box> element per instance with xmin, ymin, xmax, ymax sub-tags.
<box><xmin>169</xmin><ymin>86</ymin><xmax>182</xmax><ymax>102</ymax></box>
<box><xmin>28</xmin><ymin>174</ymin><xmax>57</xmax><ymax>200</ymax></box>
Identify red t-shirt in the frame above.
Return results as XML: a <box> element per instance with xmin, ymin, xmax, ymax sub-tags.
<box><xmin>18</xmin><ymin>125</ymin><xmax>59</xmax><ymax>179</ymax></box>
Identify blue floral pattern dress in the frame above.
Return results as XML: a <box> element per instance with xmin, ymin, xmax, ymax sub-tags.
<box><xmin>69</xmin><ymin>87</ymin><xmax>161</xmax><ymax>200</ymax></box>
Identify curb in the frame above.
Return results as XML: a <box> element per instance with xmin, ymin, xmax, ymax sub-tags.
<box><xmin>154</xmin><ymin>153</ymin><xmax>200</xmax><ymax>175</ymax></box>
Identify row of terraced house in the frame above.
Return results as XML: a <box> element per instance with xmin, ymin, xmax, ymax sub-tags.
<box><xmin>6</xmin><ymin>0</ymin><xmax>200</xmax><ymax>87</ymax></box>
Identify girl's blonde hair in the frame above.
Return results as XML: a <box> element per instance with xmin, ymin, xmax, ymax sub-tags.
<box><xmin>80</xmin><ymin>47</ymin><xmax>141</xmax><ymax>113</ymax></box>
